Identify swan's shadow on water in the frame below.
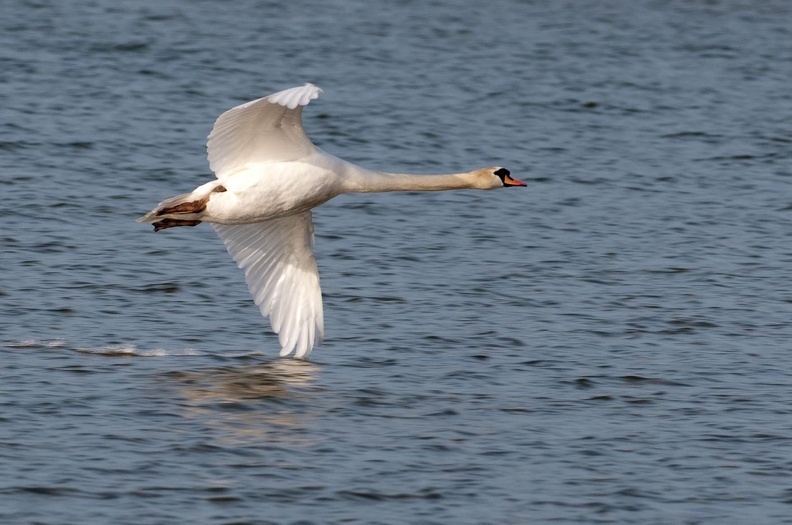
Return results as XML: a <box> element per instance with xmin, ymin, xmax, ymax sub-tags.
<box><xmin>165</xmin><ymin>358</ymin><xmax>322</xmax><ymax>445</ymax></box>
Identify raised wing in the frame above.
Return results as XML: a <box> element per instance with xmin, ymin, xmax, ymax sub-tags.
<box><xmin>207</xmin><ymin>83</ymin><xmax>323</xmax><ymax>178</ymax></box>
<box><xmin>212</xmin><ymin>211</ymin><xmax>324</xmax><ymax>358</ymax></box>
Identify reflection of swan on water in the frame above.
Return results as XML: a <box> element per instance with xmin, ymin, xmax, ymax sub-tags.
<box><xmin>169</xmin><ymin>359</ymin><xmax>320</xmax><ymax>445</ymax></box>
<box><xmin>172</xmin><ymin>358</ymin><xmax>319</xmax><ymax>401</ymax></box>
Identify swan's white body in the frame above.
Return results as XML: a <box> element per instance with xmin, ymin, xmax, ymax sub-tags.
<box><xmin>139</xmin><ymin>84</ymin><xmax>524</xmax><ymax>358</ymax></box>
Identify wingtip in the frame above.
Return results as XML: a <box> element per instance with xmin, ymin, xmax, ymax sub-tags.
<box><xmin>267</xmin><ymin>83</ymin><xmax>324</xmax><ymax>110</ymax></box>
<box><xmin>305</xmin><ymin>82</ymin><xmax>324</xmax><ymax>96</ymax></box>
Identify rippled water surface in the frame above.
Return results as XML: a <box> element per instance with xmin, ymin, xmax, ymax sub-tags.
<box><xmin>2</xmin><ymin>1</ymin><xmax>792</xmax><ymax>523</ymax></box>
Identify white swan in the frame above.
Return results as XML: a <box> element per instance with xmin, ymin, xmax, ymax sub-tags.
<box><xmin>139</xmin><ymin>84</ymin><xmax>525</xmax><ymax>358</ymax></box>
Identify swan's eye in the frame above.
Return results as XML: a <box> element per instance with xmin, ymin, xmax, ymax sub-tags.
<box><xmin>494</xmin><ymin>168</ymin><xmax>510</xmax><ymax>177</ymax></box>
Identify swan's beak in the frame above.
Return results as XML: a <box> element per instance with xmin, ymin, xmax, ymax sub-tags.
<box><xmin>493</xmin><ymin>167</ymin><xmax>525</xmax><ymax>187</ymax></box>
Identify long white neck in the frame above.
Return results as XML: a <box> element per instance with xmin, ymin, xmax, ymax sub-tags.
<box><xmin>341</xmin><ymin>162</ymin><xmax>486</xmax><ymax>193</ymax></box>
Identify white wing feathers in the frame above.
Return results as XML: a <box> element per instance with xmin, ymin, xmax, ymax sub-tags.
<box><xmin>207</xmin><ymin>84</ymin><xmax>325</xmax><ymax>357</ymax></box>
<box><xmin>212</xmin><ymin>212</ymin><xmax>324</xmax><ymax>358</ymax></box>
<box><xmin>266</xmin><ymin>83</ymin><xmax>324</xmax><ymax>109</ymax></box>
<box><xmin>206</xmin><ymin>83</ymin><xmax>323</xmax><ymax>177</ymax></box>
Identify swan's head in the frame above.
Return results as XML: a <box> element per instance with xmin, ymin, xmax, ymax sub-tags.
<box><xmin>475</xmin><ymin>167</ymin><xmax>526</xmax><ymax>189</ymax></box>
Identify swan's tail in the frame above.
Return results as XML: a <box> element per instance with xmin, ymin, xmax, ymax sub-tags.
<box><xmin>137</xmin><ymin>183</ymin><xmax>226</xmax><ymax>232</ymax></box>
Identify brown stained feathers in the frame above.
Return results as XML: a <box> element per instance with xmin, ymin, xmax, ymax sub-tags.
<box><xmin>157</xmin><ymin>185</ymin><xmax>227</xmax><ymax>216</ymax></box>
<box><xmin>152</xmin><ymin>185</ymin><xmax>226</xmax><ymax>231</ymax></box>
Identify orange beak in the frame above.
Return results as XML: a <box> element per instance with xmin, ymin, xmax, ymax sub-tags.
<box><xmin>504</xmin><ymin>174</ymin><xmax>527</xmax><ymax>187</ymax></box>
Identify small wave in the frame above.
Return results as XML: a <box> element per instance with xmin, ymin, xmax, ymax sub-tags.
<box><xmin>7</xmin><ymin>339</ymin><xmax>66</xmax><ymax>349</ymax></box>
<box><xmin>74</xmin><ymin>344</ymin><xmax>201</xmax><ymax>357</ymax></box>
<box><xmin>5</xmin><ymin>339</ymin><xmax>199</xmax><ymax>357</ymax></box>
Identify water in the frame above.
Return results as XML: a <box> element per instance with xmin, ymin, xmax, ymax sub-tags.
<box><xmin>2</xmin><ymin>0</ymin><xmax>792</xmax><ymax>523</ymax></box>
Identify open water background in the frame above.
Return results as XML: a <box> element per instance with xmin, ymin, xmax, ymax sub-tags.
<box><xmin>2</xmin><ymin>0</ymin><xmax>792</xmax><ymax>523</ymax></box>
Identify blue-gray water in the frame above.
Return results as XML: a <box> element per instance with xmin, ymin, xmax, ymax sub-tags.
<box><xmin>2</xmin><ymin>1</ymin><xmax>792</xmax><ymax>523</ymax></box>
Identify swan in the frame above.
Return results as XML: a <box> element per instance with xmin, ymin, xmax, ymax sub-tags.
<box><xmin>139</xmin><ymin>83</ymin><xmax>525</xmax><ymax>358</ymax></box>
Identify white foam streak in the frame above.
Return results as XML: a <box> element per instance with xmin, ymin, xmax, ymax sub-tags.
<box><xmin>6</xmin><ymin>340</ymin><xmax>200</xmax><ymax>357</ymax></box>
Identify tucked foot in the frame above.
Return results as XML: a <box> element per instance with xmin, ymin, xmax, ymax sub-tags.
<box><xmin>153</xmin><ymin>219</ymin><xmax>202</xmax><ymax>232</ymax></box>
